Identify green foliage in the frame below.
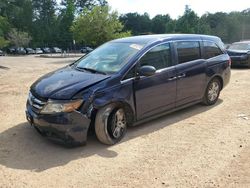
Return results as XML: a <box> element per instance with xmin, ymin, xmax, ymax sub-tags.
<box><xmin>151</xmin><ymin>15</ymin><xmax>171</xmax><ymax>34</ymax></box>
<box><xmin>72</xmin><ymin>6</ymin><xmax>131</xmax><ymax>46</ymax></box>
<box><xmin>175</xmin><ymin>6</ymin><xmax>200</xmax><ymax>33</ymax></box>
<box><xmin>119</xmin><ymin>13</ymin><xmax>152</xmax><ymax>35</ymax></box>
<box><xmin>74</xmin><ymin>0</ymin><xmax>107</xmax><ymax>12</ymax></box>
<box><xmin>31</xmin><ymin>0</ymin><xmax>57</xmax><ymax>47</ymax></box>
<box><xmin>1</xmin><ymin>2</ymin><xmax>250</xmax><ymax>49</ymax></box>
<box><xmin>0</xmin><ymin>0</ymin><xmax>33</xmax><ymax>33</ymax></box>
<box><xmin>0</xmin><ymin>16</ymin><xmax>10</xmax><ymax>48</ymax></box>
<box><xmin>57</xmin><ymin>0</ymin><xmax>75</xmax><ymax>49</ymax></box>
<box><xmin>120</xmin><ymin>6</ymin><xmax>250</xmax><ymax>43</ymax></box>
<box><xmin>7</xmin><ymin>28</ymin><xmax>31</xmax><ymax>47</ymax></box>
<box><xmin>198</xmin><ymin>16</ymin><xmax>211</xmax><ymax>34</ymax></box>
<box><xmin>0</xmin><ymin>16</ymin><xmax>11</xmax><ymax>36</ymax></box>
<box><xmin>202</xmin><ymin>10</ymin><xmax>250</xmax><ymax>42</ymax></box>
<box><xmin>165</xmin><ymin>20</ymin><xmax>177</xmax><ymax>33</ymax></box>
<box><xmin>0</xmin><ymin>36</ymin><xmax>9</xmax><ymax>48</ymax></box>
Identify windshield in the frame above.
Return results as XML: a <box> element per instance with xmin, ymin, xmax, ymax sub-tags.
<box><xmin>228</xmin><ymin>43</ymin><xmax>250</xmax><ymax>51</ymax></box>
<box><xmin>75</xmin><ymin>42</ymin><xmax>144</xmax><ymax>74</ymax></box>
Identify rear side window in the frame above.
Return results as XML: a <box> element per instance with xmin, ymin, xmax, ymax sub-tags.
<box><xmin>176</xmin><ymin>41</ymin><xmax>201</xmax><ymax>63</ymax></box>
<box><xmin>203</xmin><ymin>41</ymin><xmax>223</xmax><ymax>59</ymax></box>
<box><xmin>139</xmin><ymin>43</ymin><xmax>172</xmax><ymax>70</ymax></box>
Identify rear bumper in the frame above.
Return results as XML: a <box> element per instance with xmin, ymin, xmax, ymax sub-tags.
<box><xmin>26</xmin><ymin>103</ymin><xmax>91</xmax><ymax>146</ymax></box>
<box><xmin>223</xmin><ymin>66</ymin><xmax>231</xmax><ymax>88</ymax></box>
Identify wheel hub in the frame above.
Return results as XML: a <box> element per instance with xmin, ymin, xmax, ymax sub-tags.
<box><xmin>208</xmin><ymin>82</ymin><xmax>219</xmax><ymax>102</ymax></box>
<box><xmin>112</xmin><ymin>109</ymin><xmax>126</xmax><ymax>138</ymax></box>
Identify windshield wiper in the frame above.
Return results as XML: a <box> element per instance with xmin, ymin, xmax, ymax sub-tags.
<box><xmin>76</xmin><ymin>67</ymin><xmax>107</xmax><ymax>75</ymax></box>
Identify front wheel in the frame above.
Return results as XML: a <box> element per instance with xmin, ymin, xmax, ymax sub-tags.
<box><xmin>203</xmin><ymin>78</ymin><xmax>221</xmax><ymax>105</ymax></box>
<box><xmin>95</xmin><ymin>104</ymin><xmax>127</xmax><ymax>145</ymax></box>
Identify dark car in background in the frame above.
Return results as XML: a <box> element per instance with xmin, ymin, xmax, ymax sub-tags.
<box><xmin>42</xmin><ymin>47</ymin><xmax>51</xmax><ymax>53</ymax></box>
<box><xmin>25</xmin><ymin>48</ymin><xmax>35</xmax><ymax>54</ymax></box>
<box><xmin>80</xmin><ymin>46</ymin><xmax>93</xmax><ymax>54</ymax></box>
<box><xmin>26</xmin><ymin>34</ymin><xmax>231</xmax><ymax>146</ymax></box>
<box><xmin>50</xmin><ymin>47</ymin><xmax>62</xmax><ymax>53</ymax></box>
<box><xmin>7</xmin><ymin>47</ymin><xmax>29</xmax><ymax>55</ymax></box>
<box><xmin>227</xmin><ymin>41</ymin><xmax>250</xmax><ymax>67</ymax></box>
<box><xmin>7</xmin><ymin>47</ymin><xmax>16</xmax><ymax>54</ymax></box>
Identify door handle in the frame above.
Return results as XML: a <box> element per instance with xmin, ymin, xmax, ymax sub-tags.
<box><xmin>177</xmin><ymin>73</ymin><xmax>186</xmax><ymax>79</ymax></box>
<box><xmin>168</xmin><ymin>76</ymin><xmax>177</xmax><ymax>81</ymax></box>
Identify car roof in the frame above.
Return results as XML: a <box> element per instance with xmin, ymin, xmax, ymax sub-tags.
<box><xmin>233</xmin><ymin>41</ymin><xmax>250</xmax><ymax>44</ymax></box>
<box><xmin>111</xmin><ymin>34</ymin><xmax>221</xmax><ymax>45</ymax></box>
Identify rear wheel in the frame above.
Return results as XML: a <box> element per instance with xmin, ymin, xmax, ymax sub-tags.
<box><xmin>203</xmin><ymin>78</ymin><xmax>221</xmax><ymax>105</ymax></box>
<box><xmin>95</xmin><ymin>104</ymin><xmax>127</xmax><ymax>145</ymax></box>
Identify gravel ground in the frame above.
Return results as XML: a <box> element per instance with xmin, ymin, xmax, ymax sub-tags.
<box><xmin>0</xmin><ymin>55</ymin><xmax>250</xmax><ymax>188</ymax></box>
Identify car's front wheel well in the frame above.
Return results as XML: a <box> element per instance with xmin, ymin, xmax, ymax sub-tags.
<box><xmin>88</xmin><ymin>101</ymin><xmax>135</xmax><ymax>135</ymax></box>
<box><xmin>96</xmin><ymin>102</ymin><xmax>135</xmax><ymax>126</ymax></box>
<box><xmin>94</xmin><ymin>102</ymin><xmax>134</xmax><ymax>145</ymax></box>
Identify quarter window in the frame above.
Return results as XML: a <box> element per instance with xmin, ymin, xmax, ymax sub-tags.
<box><xmin>139</xmin><ymin>43</ymin><xmax>171</xmax><ymax>70</ymax></box>
<box><xmin>176</xmin><ymin>41</ymin><xmax>201</xmax><ymax>63</ymax></box>
<box><xmin>203</xmin><ymin>41</ymin><xmax>223</xmax><ymax>59</ymax></box>
<box><xmin>123</xmin><ymin>66</ymin><xmax>136</xmax><ymax>80</ymax></box>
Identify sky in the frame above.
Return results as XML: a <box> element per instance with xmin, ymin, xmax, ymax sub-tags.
<box><xmin>107</xmin><ymin>0</ymin><xmax>250</xmax><ymax>19</ymax></box>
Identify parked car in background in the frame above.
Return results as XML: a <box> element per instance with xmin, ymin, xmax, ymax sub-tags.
<box><xmin>42</xmin><ymin>47</ymin><xmax>51</xmax><ymax>53</ymax></box>
<box><xmin>35</xmin><ymin>48</ymin><xmax>43</xmax><ymax>54</ymax></box>
<box><xmin>50</xmin><ymin>47</ymin><xmax>62</xmax><ymax>53</ymax></box>
<box><xmin>0</xmin><ymin>50</ymin><xmax>4</xmax><ymax>56</ymax></box>
<box><xmin>224</xmin><ymin>43</ymin><xmax>230</xmax><ymax>49</ymax></box>
<box><xmin>7</xmin><ymin>48</ymin><xmax>16</xmax><ymax>54</ymax></box>
<box><xmin>15</xmin><ymin>47</ymin><xmax>26</xmax><ymax>55</ymax></box>
<box><xmin>227</xmin><ymin>41</ymin><xmax>250</xmax><ymax>67</ymax></box>
<box><xmin>80</xmin><ymin>46</ymin><xmax>93</xmax><ymax>54</ymax></box>
<box><xmin>25</xmin><ymin>48</ymin><xmax>35</xmax><ymax>54</ymax></box>
<box><xmin>26</xmin><ymin>34</ymin><xmax>231</xmax><ymax>146</ymax></box>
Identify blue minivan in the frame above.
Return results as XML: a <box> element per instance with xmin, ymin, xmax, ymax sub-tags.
<box><xmin>26</xmin><ymin>34</ymin><xmax>231</xmax><ymax>146</ymax></box>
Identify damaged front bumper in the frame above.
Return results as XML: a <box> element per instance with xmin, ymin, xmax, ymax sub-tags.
<box><xmin>26</xmin><ymin>103</ymin><xmax>91</xmax><ymax>146</ymax></box>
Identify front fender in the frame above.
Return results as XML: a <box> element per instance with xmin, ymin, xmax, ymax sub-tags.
<box><xmin>92</xmin><ymin>81</ymin><xmax>136</xmax><ymax>119</ymax></box>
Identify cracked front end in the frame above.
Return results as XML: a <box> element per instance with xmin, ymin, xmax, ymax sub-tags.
<box><xmin>25</xmin><ymin>92</ymin><xmax>91</xmax><ymax>146</ymax></box>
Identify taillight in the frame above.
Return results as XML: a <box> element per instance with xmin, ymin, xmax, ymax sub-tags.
<box><xmin>228</xmin><ymin>58</ymin><xmax>231</xmax><ymax>67</ymax></box>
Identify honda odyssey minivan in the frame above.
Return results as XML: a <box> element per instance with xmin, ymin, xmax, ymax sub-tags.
<box><xmin>26</xmin><ymin>34</ymin><xmax>231</xmax><ymax>146</ymax></box>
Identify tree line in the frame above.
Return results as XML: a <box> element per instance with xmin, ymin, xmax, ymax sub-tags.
<box><xmin>0</xmin><ymin>1</ymin><xmax>250</xmax><ymax>50</ymax></box>
<box><xmin>120</xmin><ymin>6</ymin><xmax>250</xmax><ymax>44</ymax></box>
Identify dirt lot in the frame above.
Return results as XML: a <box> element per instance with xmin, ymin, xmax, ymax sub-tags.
<box><xmin>0</xmin><ymin>55</ymin><xmax>250</xmax><ymax>188</ymax></box>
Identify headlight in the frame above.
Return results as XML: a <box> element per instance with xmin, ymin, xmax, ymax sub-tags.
<box><xmin>40</xmin><ymin>99</ymin><xmax>83</xmax><ymax>114</ymax></box>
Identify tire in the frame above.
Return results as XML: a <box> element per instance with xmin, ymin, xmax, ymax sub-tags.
<box><xmin>95</xmin><ymin>104</ymin><xmax>127</xmax><ymax>145</ymax></box>
<box><xmin>203</xmin><ymin>78</ymin><xmax>221</xmax><ymax>106</ymax></box>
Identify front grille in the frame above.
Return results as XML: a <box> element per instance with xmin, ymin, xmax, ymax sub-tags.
<box><xmin>28</xmin><ymin>92</ymin><xmax>47</xmax><ymax>113</ymax></box>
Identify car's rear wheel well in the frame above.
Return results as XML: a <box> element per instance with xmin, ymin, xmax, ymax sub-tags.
<box><xmin>212</xmin><ymin>76</ymin><xmax>223</xmax><ymax>90</ymax></box>
<box><xmin>203</xmin><ymin>77</ymin><xmax>222</xmax><ymax>106</ymax></box>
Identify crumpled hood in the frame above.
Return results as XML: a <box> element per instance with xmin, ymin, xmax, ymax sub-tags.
<box><xmin>31</xmin><ymin>66</ymin><xmax>110</xmax><ymax>100</ymax></box>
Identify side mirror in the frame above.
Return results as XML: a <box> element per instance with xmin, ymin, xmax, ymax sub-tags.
<box><xmin>139</xmin><ymin>65</ymin><xmax>156</xmax><ymax>77</ymax></box>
